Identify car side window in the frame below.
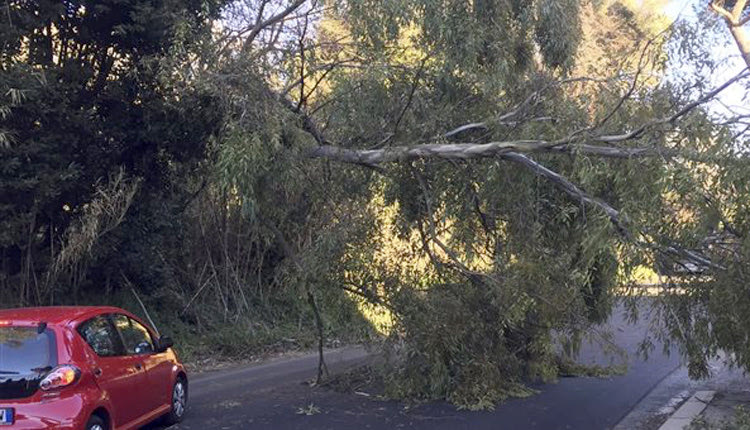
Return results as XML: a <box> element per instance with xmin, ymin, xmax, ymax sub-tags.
<box><xmin>78</xmin><ymin>316</ymin><xmax>121</xmax><ymax>357</ymax></box>
<box><xmin>112</xmin><ymin>314</ymin><xmax>154</xmax><ymax>355</ymax></box>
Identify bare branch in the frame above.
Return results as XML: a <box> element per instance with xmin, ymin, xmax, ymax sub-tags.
<box><xmin>730</xmin><ymin>24</ymin><xmax>750</xmax><ymax>68</ymax></box>
<box><xmin>594</xmin><ymin>28</ymin><xmax>667</xmax><ymax>130</ymax></box>
<box><xmin>445</xmin><ymin>122</ymin><xmax>489</xmax><ymax>138</ymax></box>
<box><xmin>310</xmin><ymin>140</ymin><xmax>551</xmax><ymax>163</ymax></box>
<box><xmin>243</xmin><ymin>0</ymin><xmax>307</xmax><ymax>49</ymax></box>
<box><xmin>281</xmin><ymin>59</ymin><xmax>358</xmax><ymax>97</ymax></box>
<box><xmin>392</xmin><ymin>57</ymin><xmax>428</xmax><ymax>139</ymax></box>
<box><xmin>445</xmin><ymin>76</ymin><xmax>627</xmax><ymax>140</ymax></box>
<box><xmin>595</xmin><ymin>69</ymin><xmax>750</xmax><ymax>142</ymax></box>
<box><xmin>254</xmin><ymin>0</ymin><xmax>270</xmax><ymax>29</ymax></box>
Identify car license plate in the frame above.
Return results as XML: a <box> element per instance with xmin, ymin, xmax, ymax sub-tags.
<box><xmin>0</xmin><ymin>408</ymin><xmax>13</xmax><ymax>425</ymax></box>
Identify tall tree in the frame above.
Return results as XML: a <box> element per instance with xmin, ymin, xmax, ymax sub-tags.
<box><xmin>0</xmin><ymin>0</ymin><xmax>225</xmax><ymax>303</ymax></box>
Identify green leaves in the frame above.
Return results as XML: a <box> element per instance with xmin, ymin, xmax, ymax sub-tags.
<box><xmin>0</xmin><ymin>0</ymin><xmax>228</xmax><ymax>304</ymax></box>
<box><xmin>535</xmin><ymin>0</ymin><xmax>582</xmax><ymax>71</ymax></box>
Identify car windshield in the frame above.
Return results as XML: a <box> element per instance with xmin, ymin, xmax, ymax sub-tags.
<box><xmin>0</xmin><ymin>327</ymin><xmax>55</xmax><ymax>375</ymax></box>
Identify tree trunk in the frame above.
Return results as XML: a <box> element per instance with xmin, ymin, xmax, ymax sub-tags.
<box><xmin>730</xmin><ymin>24</ymin><xmax>750</xmax><ymax>68</ymax></box>
<box><xmin>261</xmin><ymin>216</ymin><xmax>329</xmax><ymax>384</ymax></box>
<box><xmin>306</xmin><ymin>286</ymin><xmax>329</xmax><ymax>384</ymax></box>
<box><xmin>711</xmin><ymin>0</ymin><xmax>750</xmax><ymax>68</ymax></box>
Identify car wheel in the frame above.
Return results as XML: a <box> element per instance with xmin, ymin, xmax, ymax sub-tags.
<box><xmin>85</xmin><ymin>415</ymin><xmax>107</xmax><ymax>430</ymax></box>
<box><xmin>163</xmin><ymin>377</ymin><xmax>187</xmax><ymax>425</ymax></box>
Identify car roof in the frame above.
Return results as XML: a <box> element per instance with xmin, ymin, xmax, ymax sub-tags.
<box><xmin>0</xmin><ymin>306</ymin><xmax>129</xmax><ymax>326</ymax></box>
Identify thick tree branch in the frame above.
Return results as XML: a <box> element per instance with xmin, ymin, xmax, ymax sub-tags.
<box><xmin>730</xmin><ymin>25</ymin><xmax>750</xmax><ymax>68</ymax></box>
<box><xmin>731</xmin><ymin>0</ymin><xmax>749</xmax><ymax>20</ymax></box>
<box><xmin>500</xmin><ymin>153</ymin><xmax>629</xmax><ymax>236</ymax></box>
<box><xmin>310</xmin><ymin>71</ymin><xmax>748</xmax><ymax>165</ymax></box>
<box><xmin>711</xmin><ymin>2</ymin><xmax>737</xmax><ymax>22</ymax></box>
<box><xmin>309</xmin><ymin>140</ymin><xmax>678</xmax><ymax>164</ymax></box>
<box><xmin>502</xmin><ymin>155</ymin><xmax>724</xmax><ymax>272</ymax></box>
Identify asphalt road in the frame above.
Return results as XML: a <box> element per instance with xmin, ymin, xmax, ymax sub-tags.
<box><xmin>148</xmin><ymin>300</ymin><xmax>681</xmax><ymax>430</ymax></box>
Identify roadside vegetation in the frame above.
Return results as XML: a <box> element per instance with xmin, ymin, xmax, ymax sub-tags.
<box><xmin>690</xmin><ymin>407</ymin><xmax>750</xmax><ymax>430</ymax></box>
<box><xmin>2</xmin><ymin>0</ymin><xmax>750</xmax><ymax>409</ymax></box>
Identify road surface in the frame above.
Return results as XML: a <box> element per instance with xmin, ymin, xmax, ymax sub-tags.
<box><xmin>147</xmin><ymin>301</ymin><xmax>681</xmax><ymax>430</ymax></box>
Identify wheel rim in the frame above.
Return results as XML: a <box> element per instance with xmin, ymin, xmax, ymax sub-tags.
<box><xmin>173</xmin><ymin>381</ymin><xmax>186</xmax><ymax>418</ymax></box>
<box><xmin>89</xmin><ymin>425</ymin><xmax>104</xmax><ymax>430</ymax></box>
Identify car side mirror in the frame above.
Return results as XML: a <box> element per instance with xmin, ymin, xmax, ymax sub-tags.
<box><xmin>157</xmin><ymin>335</ymin><xmax>174</xmax><ymax>353</ymax></box>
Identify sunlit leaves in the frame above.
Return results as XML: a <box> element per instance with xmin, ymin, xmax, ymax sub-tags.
<box><xmin>535</xmin><ymin>0</ymin><xmax>581</xmax><ymax>71</ymax></box>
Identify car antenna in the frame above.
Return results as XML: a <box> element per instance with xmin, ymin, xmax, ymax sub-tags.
<box><xmin>130</xmin><ymin>288</ymin><xmax>161</xmax><ymax>338</ymax></box>
<box><xmin>37</xmin><ymin>322</ymin><xmax>47</xmax><ymax>334</ymax></box>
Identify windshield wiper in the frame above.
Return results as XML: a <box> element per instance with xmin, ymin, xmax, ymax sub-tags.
<box><xmin>0</xmin><ymin>371</ymin><xmax>20</xmax><ymax>375</ymax></box>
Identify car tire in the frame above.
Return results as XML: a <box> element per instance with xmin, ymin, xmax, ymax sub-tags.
<box><xmin>163</xmin><ymin>377</ymin><xmax>188</xmax><ymax>425</ymax></box>
<box><xmin>85</xmin><ymin>415</ymin><xmax>107</xmax><ymax>430</ymax></box>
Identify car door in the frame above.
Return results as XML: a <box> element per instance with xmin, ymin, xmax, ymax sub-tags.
<box><xmin>111</xmin><ymin>314</ymin><xmax>172</xmax><ymax>412</ymax></box>
<box><xmin>77</xmin><ymin>315</ymin><xmax>150</xmax><ymax>428</ymax></box>
<box><xmin>142</xmin><ymin>339</ymin><xmax>175</xmax><ymax>410</ymax></box>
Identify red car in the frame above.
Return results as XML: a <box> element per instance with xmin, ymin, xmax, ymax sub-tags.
<box><xmin>0</xmin><ymin>306</ymin><xmax>188</xmax><ymax>430</ymax></box>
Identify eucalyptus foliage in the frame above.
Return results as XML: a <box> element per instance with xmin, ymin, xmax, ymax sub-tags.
<box><xmin>307</xmin><ymin>0</ymin><xmax>750</xmax><ymax>407</ymax></box>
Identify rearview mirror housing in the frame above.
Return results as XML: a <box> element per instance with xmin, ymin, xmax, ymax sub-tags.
<box><xmin>157</xmin><ymin>335</ymin><xmax>174</xmax><ymax>352</ymax></box>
